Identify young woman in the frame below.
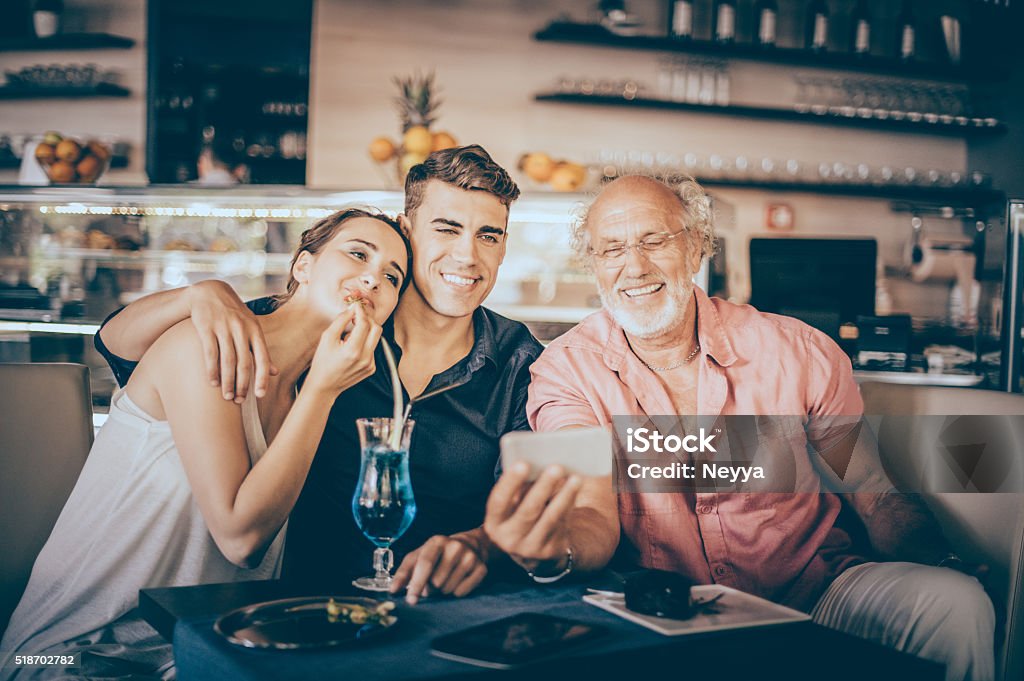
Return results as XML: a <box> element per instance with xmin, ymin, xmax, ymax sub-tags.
<box><xmin>0</xmin><ymin>208</ymin><xmax>411</xmax><ymax>680</ymax></box>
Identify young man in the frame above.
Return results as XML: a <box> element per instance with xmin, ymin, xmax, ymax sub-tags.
<box><xmin>96</xmin><ymin>145</ymin><xmax>545</xmax><ymax>601</ymax></box>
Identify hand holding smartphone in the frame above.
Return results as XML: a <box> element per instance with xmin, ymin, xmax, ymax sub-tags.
<box><xmin>499</xmin><ymin>427</ymin><xmax>613</xmax><ymax>481</ymax></box>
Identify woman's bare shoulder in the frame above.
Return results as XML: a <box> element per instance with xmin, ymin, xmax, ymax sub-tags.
<box><xmin>145</xmin><ymin>319</ymin><xmax>205</xmax><ymax>363</ymax></box>
<box><xmin>132</xmin><ymin>319</ymin><xmax>208</xmax><ymax>392</ymax></box>
<box><xmin>128</xmin><ymin>320</ymin><xmax>209</xmax><ymax>417</ymax></box>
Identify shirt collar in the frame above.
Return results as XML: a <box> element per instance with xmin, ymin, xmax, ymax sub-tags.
<box><xmin>694</xmin><ymin>286</ymin><xmax>737</xmax><ymax>367</ymax></box>
<box><xmin>467</xmin><ymin>307</ymin><xmax>498</xmax><ymax>371</ymax></box>
<box><xmin>382</xmin><ymin>306</ymin><xmax>497</xmax><ymax>377</ymax></box>
<box><xmin>601</xmin><ymin>311</ymin><xmax>629</xmax><ymax>372</ymax></box>
<box><xmin>600</xmin><ymin>286</ymin><xmax>738</xmax><ymax>370</ymax></box>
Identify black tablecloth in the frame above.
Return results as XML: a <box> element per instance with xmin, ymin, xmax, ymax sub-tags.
<box><xmin>163</xmin><ymin>581</ymin><xmax>941</xmax><ymax>681</ymax></box>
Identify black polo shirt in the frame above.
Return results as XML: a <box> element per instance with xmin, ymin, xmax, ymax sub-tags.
<box><xmin>95</xmin><ymin>300</ymin><xmax>543</xmax><ymax>587</ymax></box>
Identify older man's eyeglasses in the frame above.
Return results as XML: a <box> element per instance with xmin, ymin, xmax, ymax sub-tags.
<box><xmin>589</xmin><ymin>229</ymin><xmax>687</xmax><ymax>264</ymax></box>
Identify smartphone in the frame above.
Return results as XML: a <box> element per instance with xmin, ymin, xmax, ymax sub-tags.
<box><xmin>430</xmin><ymin>613</ymin><xmax>608</xmax><ymax>669</ymax></box>
<box><xmin>500</xmin><ymin>427</ymin><xmax>613</xmax><ymax>481</ymax></box>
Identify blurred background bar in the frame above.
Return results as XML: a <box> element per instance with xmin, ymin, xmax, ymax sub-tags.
<box><xmin>1</xmin><ymin>0</ymin><xmax>1023</xmax><ymax>406</ymax></box>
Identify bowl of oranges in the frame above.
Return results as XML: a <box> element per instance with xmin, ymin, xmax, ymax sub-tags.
<box><xmin>518</xmin><ymin>152</ymin><xmax>590</xmax><ymax>192</ymax></box>
<box><xmin>34</xmin><ymin>132</ymin><xmax>112</xmax><ymax>184</ymax></box>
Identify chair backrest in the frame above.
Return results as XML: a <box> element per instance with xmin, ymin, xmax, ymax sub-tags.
<box><xmin>860</xmin><ymin>382</ymin><xmax>1024</xmax><ymax>681</ymax></box>
<box><xmin>0</xmin><ymin>363</ymin><xmax>93</xmax><ymax>636</ymax></box>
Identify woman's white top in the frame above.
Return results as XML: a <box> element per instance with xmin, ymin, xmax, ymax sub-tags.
<box><xmin>0</xmin><ymin>386</ymin><xmax>285</xmax><ymax>679</ymax></box>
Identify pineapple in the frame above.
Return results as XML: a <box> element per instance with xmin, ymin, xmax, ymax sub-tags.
<box><xmin>393</xmin><ymin>71</ymin><xmax>440</xmax><ymax>133</ymax></box>
<box><xmin>368</xmin><ymin>71</ymin><xmax>457</xmax><ymax>185</ymax></box>
<box><xmin>394</xmin><ymin>72</ymin><xmax>440</xmax><ymax>160</ymax></box>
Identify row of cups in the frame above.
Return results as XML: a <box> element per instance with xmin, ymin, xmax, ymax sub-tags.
<box><xmin>593</xmin><ymin>150</ymin><xmax>992</xmax><ymax>188</ymax></box>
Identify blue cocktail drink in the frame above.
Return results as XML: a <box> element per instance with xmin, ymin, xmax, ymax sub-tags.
<box><xmin>352</xmin><ymin>417</ymin><xmax>416</xmax><ymax>591</ymax></box>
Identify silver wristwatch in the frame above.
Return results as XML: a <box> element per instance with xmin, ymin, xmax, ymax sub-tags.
<box><xmin>936</xmin><ymin>552</ymin><xmax>965</xmax><ymax>571</ymax></box>
<box><xmin>527</xmin><ymin>547</ymin><xmax>574</xmax><ymax>584</ymax></box>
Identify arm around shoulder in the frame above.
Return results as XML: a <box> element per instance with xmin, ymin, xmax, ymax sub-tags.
<box><xmin>98</xmin><ymin>286</ymin><xmax>193</xmax><ymax>362</ymax></box>
<box><xmin>102</xmin><ymin>280</ymin><xmax>273</xmax><ymax>403</ymax></box>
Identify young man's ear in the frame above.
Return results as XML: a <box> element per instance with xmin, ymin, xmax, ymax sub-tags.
<box><xmin>397</xmin><ymin>213</ymin><xmax>412</xmax><ymax>237</ymax></box>
<box><xmin>292</xmin><ymin>251</ymin><xmax>314</xmax><ymax>286</ymax></box>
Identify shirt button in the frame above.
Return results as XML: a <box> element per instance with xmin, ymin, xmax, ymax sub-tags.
<box><xmin>698</xmin><ymin>505</ymin><xmax>713</xmax><ymax>515</ymax></box>
<box><xmin>715</xmin><ymin>566</ymin><xmax>728</xmax><ymax>577</ymax></box>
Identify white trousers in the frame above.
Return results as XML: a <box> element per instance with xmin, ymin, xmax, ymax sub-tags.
<box><xmin>812</xmin><ymin>562</ymin><xmax>996</xmax><ymax>681</ymax></box>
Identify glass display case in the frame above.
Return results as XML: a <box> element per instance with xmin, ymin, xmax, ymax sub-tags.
<box><xmin>0</xmin><ymin>187</ymin><xmax>381</xmax><ymax>326</ymax></box>
<box><xmin>0</xmin><ymin>184</ymin><xmax>734</xmax><ymax>406</ymax></box>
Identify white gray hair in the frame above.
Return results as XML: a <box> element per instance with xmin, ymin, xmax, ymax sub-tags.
<box><xmin>570</xmin><ymin>175</ymin><xmax>716</xmax><ymax>265</ymax></box>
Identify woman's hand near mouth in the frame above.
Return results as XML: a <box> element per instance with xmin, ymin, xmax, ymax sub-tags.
<box><xmin>306</xmin><ymin>303</ymin><xmax>382</xmax><ymax>398</ymax></box>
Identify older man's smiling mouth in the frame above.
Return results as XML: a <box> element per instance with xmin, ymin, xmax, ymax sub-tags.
<box><xmin>621</xmin><ymin>283</ymin><xmax>664</xmax><ymax>298</ymax></box>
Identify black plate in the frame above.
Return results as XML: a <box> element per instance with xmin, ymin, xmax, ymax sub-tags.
<box><xmin>214</xmin><ymin>596</ymin><xmax>397</xmax><ymax>650</ymax></box>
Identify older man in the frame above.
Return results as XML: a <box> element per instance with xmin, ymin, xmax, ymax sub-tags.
<box><xmin>527</xmin><ymin>175</ymin><xmax>994</xmax><ymax>681</ymax></box>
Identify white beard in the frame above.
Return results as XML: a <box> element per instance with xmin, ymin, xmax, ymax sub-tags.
<box><xmin>598</xmin><ymin>277</ymin><xmax>692</xmax><ymax>339</ymax></box>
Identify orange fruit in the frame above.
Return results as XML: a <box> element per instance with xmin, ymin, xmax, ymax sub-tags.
<box><xmin>48</xmin><ymin>160</ymin><xmax>77</xmax><ymax>183</ymax></box>
<box><xmin>561</xmin><ymin>161</ymin><xmax>587</xmax><ymax>185</ymax></box>
<box><xmin>76</xmin><ymin>155</ymin><xmax>102</xmax><ymax>183</ymax></box>
<box><xmin>55</xmin><ymin>139</ymin><xmax>82</xmax><ymax>163</ymax></box>
<box><xmin>549</xmin><ymin>163</ymin><xmax>586</xmax><ymax>192</ymax></box>
<box><xmin>520</xmin><ymin>152</ymin><xmax>556</xmax><ymax>182</ymax></box>
<box><xmin>35</xmin><ymin>142</ymin><xmax>56</xmax><ymax>164</ymax></box>
<box><xmin>402</xmin><ymin>126</ymin><xmax>432</xmax><ymax>156</ymax></box>
<box><xmin>431</xmin><ymin>131</ymin><xmax>457</xmax><ymax>152</ymax></box>
<box><xmin>368</xmin><ymin>136</ymin><xmax>397</xmax><ymax>163</ymax></box>
<box><xmin>399</xmin><ymin>152</ymin><xmax>428</xmax><ymax>177</ymax></box>
<box><xmin>87</xmin><ymin>140</ymin><xmax>111</xmax><ymax>162</ymax></box>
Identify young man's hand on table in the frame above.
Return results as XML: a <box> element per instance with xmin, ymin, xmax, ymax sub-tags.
<box><xmin>388</xmin><ymin>460</ymin><xmax>618</xmax><ymax>604</ymax></box>
<box><xmin>390</xmin><ymin>530</ymin><xmax>491</xmax><ymax>604</ymax></box>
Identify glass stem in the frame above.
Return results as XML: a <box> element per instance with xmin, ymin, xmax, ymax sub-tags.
<box><xmin>373</xmin><ymin>547</ymin><xmax>393</xmax><ymax>585</ymax></box>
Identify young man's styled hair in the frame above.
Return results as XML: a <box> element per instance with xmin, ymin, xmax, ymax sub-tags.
<box><xmin>404</xmin><ymin>144</ymin><xmax>520</xmax><ymax>218</ymax></box>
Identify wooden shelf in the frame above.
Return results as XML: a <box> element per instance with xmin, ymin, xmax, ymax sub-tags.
<box><xmin>535</xmin><ymin>92</ymin><xmax>1006</xmax><ymax>139</ymax></box>
<box><xmin>0</xmin><ymin>156</ymin><xmax>129</xmax><ymax>170</ymax></box>
<box><xmin>534</xmin><ymin>21</ymin><xmax>1002</xmax><ymax>83</ymax></box>
<box><xmin>0</xmin><ymin>83</ymin><xmax>131</xmax><ymax>100</ymax></box>
<box><xmin>0</xmin><ymin>33</ymin><xmax>135</xmax><ymax>52</ymax></box>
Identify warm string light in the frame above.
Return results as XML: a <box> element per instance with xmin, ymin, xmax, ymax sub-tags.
<box><xmin>37</xmin><ymin>205</ymin><xmax>335</xmax><ymax>219</ymax></box>
<box><xmin>32</xmin><ymin>199</ymin><xmax>568</xmax><ymax>222</ymax></box>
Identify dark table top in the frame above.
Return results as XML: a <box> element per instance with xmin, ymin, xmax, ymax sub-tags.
<box><xmin>140</xmin><ymin>579</ymin><xmax>942</xmax><ymax>681</ymax></box>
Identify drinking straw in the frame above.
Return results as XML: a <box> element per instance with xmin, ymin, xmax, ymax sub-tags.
<box><xmin>379</xmin><ymin>337</ymin><xmax>405</xmax><ymax>450</ymax></box>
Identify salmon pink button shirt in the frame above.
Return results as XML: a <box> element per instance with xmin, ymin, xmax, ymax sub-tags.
<box><xmin>527</xmin><ymin>287</ymin><xmax>868</xmax><ymax>611</ymax></box>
